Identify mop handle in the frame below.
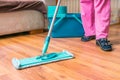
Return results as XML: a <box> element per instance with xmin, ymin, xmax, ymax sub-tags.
<box><xmin>47</xmin><ymin>0</ymin><xmax>61</xmax><ymax>37</ymax></box>
<box><xmin>42</xmin><ymin>0</ymin><xmax>61</xmax><ymax>55</ymax></box>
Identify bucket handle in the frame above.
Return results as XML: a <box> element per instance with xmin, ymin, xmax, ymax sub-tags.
<box><xmin>48</xmin><ymin>15</ymin><xmax>66</xmax><ymax>30</ymax></box>
<box><xmin>54</xmin><ymin>15</ymin><xmax>66</xmax><ymax>26</ymax></box>
<box><xmin>72</xmin><ymin>15</ymin><xmax>82</xmax><ymax>25</ymax></box>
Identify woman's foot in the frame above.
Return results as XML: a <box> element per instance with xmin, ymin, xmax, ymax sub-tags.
<box><xmin>96</xmin><ymin>38</ymin><xmax>112</xmax><ymax>51</ymax></box>
<box><xmin>81</xmin><ymin>35</ymin><xmax>95</xmax><ymax>42</ymax></box>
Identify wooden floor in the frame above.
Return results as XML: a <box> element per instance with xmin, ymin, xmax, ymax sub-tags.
<box><xmin>0</xmin><ymin>24</ymin><xmax>120</xmax><ymax>80</ymax></box>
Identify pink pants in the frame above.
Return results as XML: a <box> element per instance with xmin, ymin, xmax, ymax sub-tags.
<box><xmin>80</xmin><ymin>0</ymin><xmax>111</xmax><ymax>40</ymax></box>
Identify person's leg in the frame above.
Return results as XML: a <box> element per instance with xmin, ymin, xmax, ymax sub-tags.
<box><xmin>94</xmin><ymin>0</ymin><xmax>111</xmax><ymax>40</ymax></box>
<box><xmin>80</xmin><ymin>0</ymin><xmax>95</xmax><ymax>37</ymax></box>
<box><xmin>94</xmin><ymin>0</ymin><xmax>112</xmax><ymax>51</ymax></box>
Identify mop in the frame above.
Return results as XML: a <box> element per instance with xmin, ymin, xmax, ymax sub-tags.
<box><xmin>12</xmin><ymin>0</ymin><xmax>74</xmax><ymax>69</ymax></box>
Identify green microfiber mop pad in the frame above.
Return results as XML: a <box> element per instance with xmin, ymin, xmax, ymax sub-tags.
<box><xmin>12</xmin><ymin>50</ymin><xmax>74</xmax><ymax>69</ymax></box>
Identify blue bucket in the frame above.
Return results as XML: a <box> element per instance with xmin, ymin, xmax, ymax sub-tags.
<box><xmin>47</xmin><ymin>6</ymin><xmax>67</xmax><ymax>17</ymax></box>
<box><xmin>48</xmin><ymin>13</ymin><xmax>85</xmax><ymax>38</ymax></box>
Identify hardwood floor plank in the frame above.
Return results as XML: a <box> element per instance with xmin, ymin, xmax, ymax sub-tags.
<box><xmin>0</xmin><ymin>24</ymin><xmax>120</xmax><ymax>80</ymax></box>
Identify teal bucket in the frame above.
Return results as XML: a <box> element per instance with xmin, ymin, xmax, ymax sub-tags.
<box><xmin>48</xmin><ymin>13</ymin><xmax>84</xmax><ymax>38</ymax></box>
<box><xmin>47</xmin><ymin>6</ymin><xmax>84</xmax><ymax>38</ymax></box>
<box><xmin>47</xmin><ymin>6</ymin><xmax>67</xmax><ymax>17</ymax></box>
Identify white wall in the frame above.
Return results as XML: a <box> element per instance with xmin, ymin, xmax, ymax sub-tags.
<box><xmin>45</xmin><ymin>0</ymin><xmax>56</xmax><ymax>6</ymax></box>
<box><xmin>60</xmin><ymin>0</ymin><xmax>80</xmax><ymax>13</ymax></box>
<box><xmin>111</xmin><ymin>0</ymin><xmax>119</xmax><ymax>24</ymax></box>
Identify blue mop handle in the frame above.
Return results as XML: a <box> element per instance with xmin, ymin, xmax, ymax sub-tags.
<box><xmin>42</xmin><ymin>0</ymin><xmax>61</xmax><ymax>56</ymax></box>
<box><xmin>42</xmin><ymin>36</ymin><xmax>50</xmax><ymax>55</ymax></box>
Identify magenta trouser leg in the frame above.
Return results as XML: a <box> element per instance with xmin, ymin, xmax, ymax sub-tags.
<box><xmin>80</xmin><ymin>0</ymin><xmax>111</xmax><ymax>40</ymax></box>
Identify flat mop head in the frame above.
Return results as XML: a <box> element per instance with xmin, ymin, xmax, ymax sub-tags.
<box><xmin>12</xmin><ymin>50</ymin><xmax>74</xmax><ymax>69</ymax></box>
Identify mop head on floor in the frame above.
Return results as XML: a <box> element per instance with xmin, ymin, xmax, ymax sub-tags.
<box><xmin>12</xmin><ymin>50</ymin><xmax>74</xmax><ymax>69</ymax></box>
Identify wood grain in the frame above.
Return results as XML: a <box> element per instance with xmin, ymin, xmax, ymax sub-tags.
<box><xmin>29</xmin><ymin>29</ymin><xmax>44</xmax><ymax>35</ymax></box>
<box><xmin>0</xmin><ymin>24</ymin><xmax>120</xmax><ymax>80</ymax></box>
